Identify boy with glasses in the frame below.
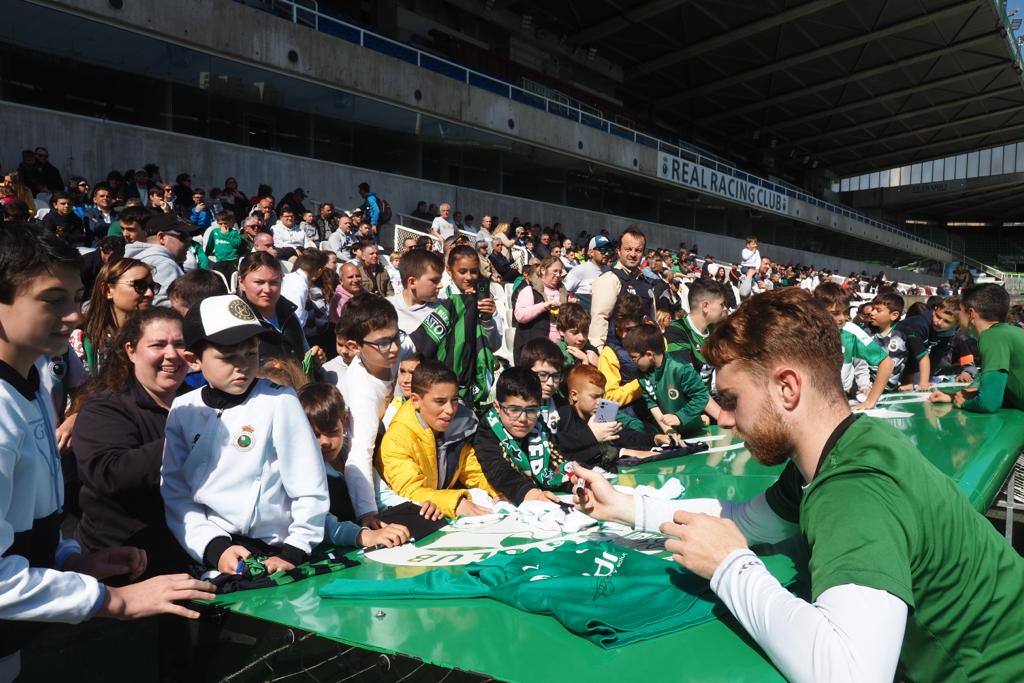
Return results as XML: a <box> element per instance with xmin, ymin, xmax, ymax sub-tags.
<box><xmin>474</xmin><ymin>367</ymin><xmax>566</xmax><ymax>506</ymax></box>
<box><xmin>516</xmin><ymin>338</ymin><xmax>566</xmax><ymax>433</ymax></box>
<box><xmin>381</xmin><ymin>361</ymin><xmax>494</xmax><ymax>518</ymax></box>
<box><xmin>338</xmin><ymin>294</ymin><xmax>407</xmax><ymax>530</ymax></box>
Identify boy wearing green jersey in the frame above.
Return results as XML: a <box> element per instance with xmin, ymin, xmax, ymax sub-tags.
<box><xmin>624</xmin><ymin>323</ymin><xmax>714</xmax><ymax>436</ymax></box>
<box><xmin>931</xmin><ymin>283</ymin><xmax>1024</xmax><ymax>412</ymax></box>
<box><xmin>576</xmin><ymin>287</ymin><xmax>1024</xmax><ymax>682</ymax></box>
<box><xmin>204</xmin><ymin>210</ymin><xmax>248</xmax><ymax>279</ymax></box>
<box><xmin>813</xmin><ymin>282</ymin><xmax>892</xmax><ymax>410</ymax></box>
<box><xmin>665</xmin><ymin>278</ymin><xmax>729</xmax><ymax>391</ymax></box>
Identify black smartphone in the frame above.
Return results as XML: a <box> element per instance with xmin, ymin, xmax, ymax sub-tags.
<box><xmin>475</xmin><ymin>277</ymin><xmax>490</xmax><ymax>302</ymax></box>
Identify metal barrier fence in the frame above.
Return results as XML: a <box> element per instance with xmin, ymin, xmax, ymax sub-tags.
<box><xmin>238</xmin><ymin>0</ymin><xmax>965</xmax><ymax>261</ymax></box>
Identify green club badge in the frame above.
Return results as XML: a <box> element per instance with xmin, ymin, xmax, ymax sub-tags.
<box><xmin>234</xmin><ymin>425</ymin><xmax>256</xmax><ymax>451</ymax></box>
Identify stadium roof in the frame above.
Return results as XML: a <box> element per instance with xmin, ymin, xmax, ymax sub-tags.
<box><xmin>499</xmin><ymin>0</ymin><xmax>1024</xmax><ymax>178</ymax></box>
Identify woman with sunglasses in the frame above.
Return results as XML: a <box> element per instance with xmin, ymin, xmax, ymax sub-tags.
<box><xmin>71</xmin><ymin>258</ymin><xmax>156</xmax><ymax>375</ymax></box>
<box><xmin>72</xmin><ymin>307</ymin><xmax>193</xmax><ymax>575</ymax></box>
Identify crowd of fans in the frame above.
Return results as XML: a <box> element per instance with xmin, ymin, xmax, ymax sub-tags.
<box><xmin>2</xmin><ymin>151</ymin><xmax>1023</xmax><ymax>681</ymax></box>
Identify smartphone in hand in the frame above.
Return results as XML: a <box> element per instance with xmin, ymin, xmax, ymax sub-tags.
<box><xmin>594</xmin><ymin>399</ymin><xmax>619</xmax><ymax>423</ymax></box>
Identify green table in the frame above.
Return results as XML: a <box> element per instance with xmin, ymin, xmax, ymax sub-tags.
<box><xmin>210</xmin><ymin>401</ymin><xmax>1024</xmax><ymax>682</ymax></box>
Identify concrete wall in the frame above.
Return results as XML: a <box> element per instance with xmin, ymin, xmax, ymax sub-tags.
<box><xmin>35</xmin><ymin>0</ymin><xmax>951</xmax><ymax>263</ymax></box>
<box><xmin>0</xmin><ymin>101</ymin><xmax>943</xmax><ymax>285</ymax></box>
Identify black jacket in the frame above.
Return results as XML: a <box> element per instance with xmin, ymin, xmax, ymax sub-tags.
<box><xmin>488</xmin><ymin>251</ymin><xmax>518</xmax><ymax>283</ymax></box>
<box><xmin>72</xmin><ymin>379</ymin><xmax>171</xmax><ymax>551</ymax></box>
<box><xmin>473</xmin><ymin>422</ymin><xmax>572</xmax><ymax>505</ymax></box>
<box><xmin>552</xmin><ymin>405</ymin><xmax>655</xmax><ymax>468</ymax></box>
<box><xmin>253</xmin><ymin>295</ymin><xmax>308</xmax><ymax>365</ymax></box>
<box><xmin>40</xmin><ymin>210</ymin><xmax>88</xmax><ymax>247</ymax></box>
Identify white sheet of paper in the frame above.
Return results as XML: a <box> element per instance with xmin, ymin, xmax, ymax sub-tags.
<box><xmin>684</xmin><ymin>434</ymin><xmax>728</xmax><ymax>444</ymax></box>
<box><xmin>861</xmin><ymin>408</ymin><xmax>914</xmax><ymax>419</ymax></box>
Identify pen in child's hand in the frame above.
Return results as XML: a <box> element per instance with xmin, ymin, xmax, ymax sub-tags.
<box><xmin>235</xmin><ymin>559</ymin><xmax>245</xmax><ymax>575</ymax></box>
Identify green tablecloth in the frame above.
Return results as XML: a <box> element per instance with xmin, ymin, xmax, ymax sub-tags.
<box><xmin>210</xmin><ymin>401</ymin><xmax>1024</xmax><ymax>682</ymax></box>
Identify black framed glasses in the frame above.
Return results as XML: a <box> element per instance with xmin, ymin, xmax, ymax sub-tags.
<box><xmin>535</xmin><ymin>371</ymin><xmax>561</xmax><ymax>383</ymax></box>
<box><xmin>118</xmin><ymin>279</ymin><xmax>160</xmax><ymax>295</ymax></box>
<box><xmin>359</xmin><ymin>330</ymin><xmax>406</xmax><ymax>352</ymax></box>
<box><xmin>499</xmin><ymin>404</ymin><xmax>542</xmax><ymax>420</ymax></box>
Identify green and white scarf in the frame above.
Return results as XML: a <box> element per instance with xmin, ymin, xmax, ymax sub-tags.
<box><xmin>412</xmin><ymin>285</ymin><xmax>495</xmax><ymax>410</ymax></box>
<box><xmin>484</xmin><ymin>407</ymin><xmax>569</xmax><ymax>487</ymax></box>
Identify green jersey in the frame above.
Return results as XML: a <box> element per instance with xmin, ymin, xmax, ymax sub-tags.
<box><xmin>665</xmin><ymin>315</ymin><xmax>714</xmax><ymax>389</ymax></box>
<box><xmin>638</xmin><ymin>353</ymin><xmax>709</xmax><ymax>435</ymax></box>
<box><xmin>557</xmin><ymin>339</ymin><xmax>598</xmax><ymax>367</ymax></box>
<box><xmin>839</xmin><ymin>322</ymin><xmax>888</xmax><ymax>392</ymax></box>
<box><xmin>766</xmin><ymin>415</ymin><xmax>1024</xmax><ymax>681</ymax></box>
<box><xmin>205</xmin><ymin>226</ymin><xmax>248</xmax><ymax>263</ymax></box>
<box><xmin>975</xmin><ymin>323</ymin><xmax>1024</xmax><ymax>410</ymax></box>
<box><xmin>320</xmin><ymin>541</ymin><xmax>722</xmax><ymax>648</ymax></box>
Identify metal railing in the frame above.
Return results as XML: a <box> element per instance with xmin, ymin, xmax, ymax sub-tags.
<box><xmin>241</xmin><ymin>0</ymin><xmax>972</xmax><ymax>261</ymax></box>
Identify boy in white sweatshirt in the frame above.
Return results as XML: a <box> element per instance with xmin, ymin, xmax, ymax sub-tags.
<box><xmin>162</xmin><ymin>295</ymin><xmax>329</xmax><ymax>575</ymax></box>
<box><xmin>0</xmin><ymin>225</ymin><xmax>215</xmax><ymax>681</ymax></box>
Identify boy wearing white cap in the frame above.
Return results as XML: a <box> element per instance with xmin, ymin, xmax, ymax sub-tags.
<box><xmin>161</xmin><ymin>295</ymin><xmax>329</xmax><ymax>575</ymax></box>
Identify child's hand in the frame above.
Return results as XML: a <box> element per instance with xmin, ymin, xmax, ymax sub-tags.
<box><xmin>217</xmin><ymin>545</ymin><xmax>251</xmax><ymax>574</ymax></box>
<box><xmin>262</xmin><ymin>556</ymin><xmax>296</xmax><ymax>574</ymax></box>
<box><xmin>418</xmin><ymin>501</ymin><xmax>446</xmax><ymax>521</ymax></box>
<box><xmin>523</xmin><ymin>488</ymin><xmax>561</xmax><ymax>503</ymax></box>
<box><xmin>928</xmin><ymin>391</ymin><xmax>952</xmax><ymax>404</ymax></box>
<box><xmin>477</xmin><ymin>298</ymin><xmax>496</xmax><ymax>317</ymax></box>
<box><xmin>587</xmin><ymin>415</ymin><xmax>622</xmax><ymax>442</ymax></box>
<box><xmin>585</xmin><ymin>350</ymin><xmax>600</xmax><ymax>366</ymax></box>
<box><xmin>953</xmin><ymin>391</ymin><xmax>967</xmax><ymax>408</ymax></box>
<box><xmin>308</xmin><ymin>345</ymin><xmax>327</xmax><ymax>365</ymax></box>
<box><xmin>852</xmin><ymin>400</ymin><xmax>876</xmax><ymax>411</ymax></box>
<box><xmin>359</xmin><ymin>524</ymin><xmax>411</xmax><ymax>549</ymax></box>
<box><xmin>455</xmin><ymin>498</ymin><xmax>492</xmax><ymax>517</ymax></box>
<box><xmin>955</xmin><ymin>371</ymin><xmax>973</xmax><ymax>384</ymax></box>
<box><xmin>659</xmin><ymin>414</ymin><xmax>681</xmax><ymax>429</ymax></box>
<box><xmin>897</xmin><ymin>384</ymin><xmax>915</xmax><ymax>391</ymax></box>
<box><xmin>565</xmin><ymin>345</ymin><xmax>587</xmax><ymax>361</ymax></box>
<box><xmin>700</xmin><ymin>414</ymin><xmax>711</xmax><ymax>426</ymax></box>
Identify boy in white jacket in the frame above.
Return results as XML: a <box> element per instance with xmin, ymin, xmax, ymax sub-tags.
<box><xmin>0</xmin><ymin>226</ymin><xmax>214</xmax><ymax>681</ymax></box>
<box><xmin>162</xmin><ymin>295</ymin><xmax>328</xmax><ymax>575</ymax></box>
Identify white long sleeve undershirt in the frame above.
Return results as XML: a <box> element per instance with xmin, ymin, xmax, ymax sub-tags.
<box><xmin>635</xmin><ymin>494</ymin><xmax>908</xmax><ymax>682</ymax></box>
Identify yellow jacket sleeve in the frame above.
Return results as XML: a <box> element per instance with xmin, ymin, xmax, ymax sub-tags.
<box><xmin>598</xmin><ymin>347</ymin><xmax>642</xmax><ymax>405</ymax></box>
<box><xmin>380</xmin><ymin>421</ymin><xmax>467</xmax><ymax>518</ymax></box>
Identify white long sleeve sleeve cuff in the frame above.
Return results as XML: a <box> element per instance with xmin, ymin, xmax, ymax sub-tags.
<box><xmin>633</xmin><ymin>493</ymin><xmax>798</xmax><ymax>545</ymax></box>
<box><xmin>711</xmin><ymin>548</ymin><xmax>906</xmax><ymax>683</ymax></box>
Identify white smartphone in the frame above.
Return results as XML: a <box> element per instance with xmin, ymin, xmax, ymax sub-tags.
<box><xmin>594</xmin><ymin>399</ymin><xmax>619</xmax><ymax>423</ymax></box>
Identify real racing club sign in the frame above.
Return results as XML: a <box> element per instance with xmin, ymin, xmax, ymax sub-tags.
<box><xmin>657</xmin><ymin>151</ymin><xmax>789</xmax><ymax>216</ymax></box>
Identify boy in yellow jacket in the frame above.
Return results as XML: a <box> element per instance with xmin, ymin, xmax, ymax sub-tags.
<box><xmin>380</xmin><ymin>361</ymin><xmax>496</xmax><ymax>517</ymax></box>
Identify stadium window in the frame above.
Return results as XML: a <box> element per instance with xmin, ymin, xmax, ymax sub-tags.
<box><xmin>979</xmin><ymin>148</ymin><xmax>992</xmax><ymax>177</ymax></box>
<box><xmin>955</xmin><ymin>154</ymin><xmax>967</xmax><ymax>179</ymax></box>
<box><xmin>943</xmin><ymin>156</ymin><xmax>955</xmax><ymax>180</ymax></box>
<box><xmin>992</xmin><ymin>145</ymin><xmax>1004</xmax><ymax>175</ymax></box>
<box><xmin>921</xmin><ymin>162</ymin><xmax>932</xmax><ymax>183</ymax></box>
<box><xmin>910</xmin><ymin>163</ymin><xmax>922</xmax><ymax>184</ymax></box>
<box><xmin>1003</xmin><ymin>144</ymin><xmax>1016</xmax><ymax>174</ymax></box>
<box><xmin>967</xmin><ymin>151</ymin><xmax>979</xmax><ymax>178</ymax></box>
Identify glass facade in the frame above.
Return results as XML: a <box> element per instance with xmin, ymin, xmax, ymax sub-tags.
<box><xmin>834</xmin><ymin>139</ymin><xmax>1024</xmax><ymax>192</ymax></box>
<box><xmin>0</xmin><ymin>0</ymin><xmax>937</xmax><ymax>267</ymax></box>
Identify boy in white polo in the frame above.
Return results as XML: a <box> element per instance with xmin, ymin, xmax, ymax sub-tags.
<box><xmin>161</xmin><ymin>295</ymin><xmax>329</xmax><ymax>575</ymax></box>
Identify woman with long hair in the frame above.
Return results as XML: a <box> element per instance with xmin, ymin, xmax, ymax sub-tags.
<box><xmin>71</xmin><ymin>257</ymin><xmax>156</xmax><ymax>375</ymax></box>
<box><xmin>1</xmin><ymin>171</ymin><xmax>35</xmax><ymax>217</ymax></box>
<box><xmin>72</xmin><ymin>307</ymin><xmax>193</xmax><ymax>575</ymax></box>
<box><xmin>236</xmin><ymin>251</ymin><xmax>319</xmax><ymax>366</ymax></box>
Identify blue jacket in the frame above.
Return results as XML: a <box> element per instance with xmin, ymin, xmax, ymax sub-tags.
<box><xmin>189</xmin><ymin>207</ymin><xmax>213</xmax><ymax>229</ymax></box>
<box><xmin>82</xmin><ymin>206</ymin><xmax>113</xmax><ymax>239</ymax></box>
<box><xmin>361</xmin><ymin>193</ymin><xmax>381</xmax><ymax>226</ymax></box>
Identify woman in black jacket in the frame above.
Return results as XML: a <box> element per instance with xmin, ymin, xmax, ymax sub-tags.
<box><xmin>236</xmin><ymin>251</ymin><xmax>320</xmax><ymax>367</ymax></box>
<box><xmin>72</xmin><ymin>307</ymin><xmax>192</xmax><ymax>575</ymax></box>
